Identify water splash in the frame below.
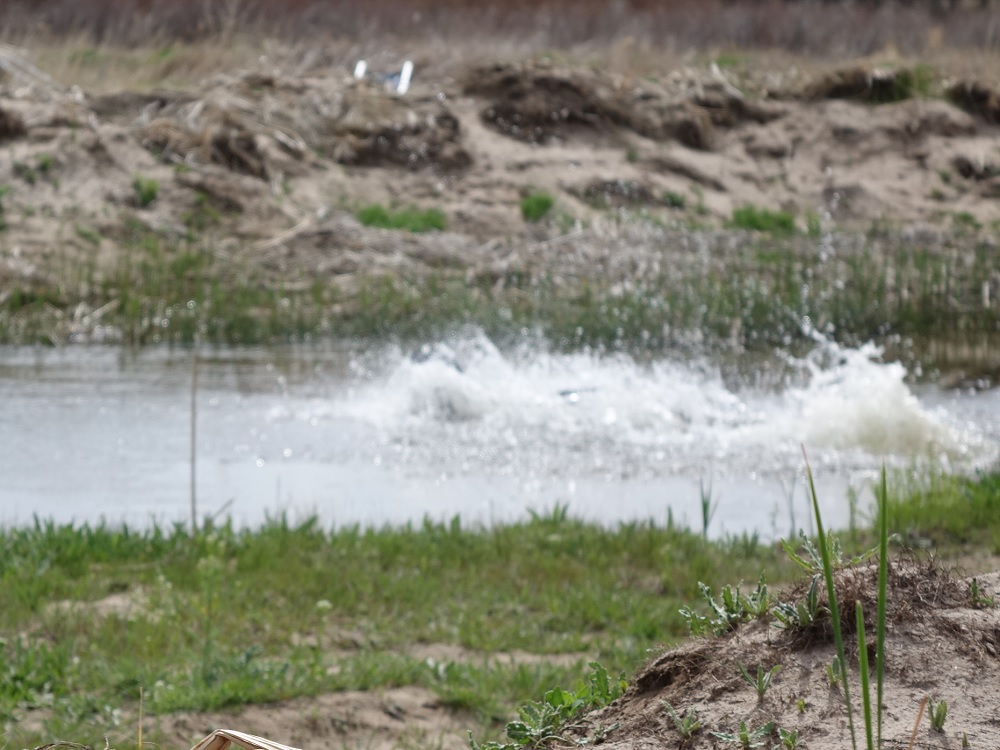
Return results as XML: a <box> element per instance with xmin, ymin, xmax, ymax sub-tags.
<box><xmin>327</xmin><ymin>330</ymin><xmax>994</xmax><ymax>482</ymax></box>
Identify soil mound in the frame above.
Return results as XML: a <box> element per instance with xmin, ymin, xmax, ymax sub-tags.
<box><xmin>572</xmin><ymin>562</ymin><xmax>1000</xmax><ymax>750</ymax></box>
<box><xmin>463</xmin><ymin>62</ymin><xmax>779</xmax><ymax>150</ymax></box>
<box><xmin>947</xmin><ymin>80</ymin><xmax>1000</xmax><ymax>125</ymax></box>
<box><xmin>130</xmin><ymin>71</ymin><xmax>470</xmax><ymax>182</ymax></box>
<box><xmin>803</xmin><ymin>65</ymin><xmax>929</xmax><ymax>103</ymax></box>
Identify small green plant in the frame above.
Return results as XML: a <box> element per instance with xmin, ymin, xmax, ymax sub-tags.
<box><xmin>133</xmin><ymin>175</ymin><xmax>159</xmax><ymax>208</ymax></box>
<box><xmin>36</xmin><ymin>153</ymin><xmax>54</xmax><ymax>173</ymax></box>
<box><xmin>712</xmin><ymin>720</ymin><xmax>774</xmax><ymax>749</ymax></box>
<box><xmin>728</xmin><ymin>205</ymin><xmax>795</xmax><ymax>234</ymax></box>
<box><xmin>468</xmin><ymin>662</ymin><xmax>626</xmax><ymax>750</ymax></box>
<box><xmin>520</xmin><ymin>191</ymin><xmax>555</xmax><ymax>222</ymax></box>
<box><xmin>0</xmin><ymin>184</ymin><xmax>10</xmax><ymax>231</ymax></box>
<box><xmin>625</xmin><ymin>147</ymin><xmax>638</xmax><ymax>163</ymax></box>
<box><xmin>737</xmin><ymin>661</ymin><xmax>782</xmax><ymax>701</ymax></box>
<box><xmin>663</xmin><ymin>191</ymin><xmax>686</xmax><ymax>209</ymax></box>
<box><xmin>680</xmin><ymin>574</ymin><xmax>769</xmax><ymax>635</ymax></box>
<box><xmin>806</xmin><ymin>211</ymin><xmax>821</xmax><ymax>238</ymax></box>
<box><xmin>938</xmin><ymin>168</ymin><xmax>952</xmax><ymax>184</ymax></box>
<box><xmin>970</xmin><ymin>578</ymin><xmax>996</xmax><ymax>608</ymax></box>
<box><xmin>930</xmin><ymin>188</ymin><xmax>946</xmax><ymax>201</ymax></box>
<box><xmin>713</xmin><ymin>53</ymin><xmax>743</xmax><ymax>69</ymax></box>
<box><xmin>826</xmin><ymin>655</ymin><xmax>842</xmax><ymax>688</ymax></box>
<box><xmin>796</xmin><ymin>698</ymin><xmax>808</xmax><ymax>714</ymax></box>
<box><xmin>699</xmin><ymin>477</ymin><xmax>718</xmax><ymax>539</ymax></box>
<box><xmin>781</xmin><ymin>532</ymin><xmax>873</xmax><ymax>575</ymax></box>
<box><xmin>772</xmin><ymin>574</ymin><xmax>822</xmax><ymax>629</ymax></box>
<box><xmin>357</xmin><ymin>204</ymin><xmax>446</xmax><ymax>232</ymax></box>
<box><xmin>661</xmin><ymin>701</ymin><xmax>701</xmax><ymax>739</ymax></box>
<box><xmin>778</xmin><ymin>727</ymin><xmax>800</xmax><ymax>750</ymax></box>
<box><xmin>929</xmin><ymin>698</ymin><xmax>948</xmax><ymax>732</ymax></box>
<box><xmin>953</xmin><ymin>211</ymin><xmax>981</xmax><ymax>231</ymax></box>
<box><xmin>75</xmin><ymin>225</ymin><xmax>101</xmax><ymax>246</ymax></box>
<box><xmin>13</xmin><ymin>162</ymin><xmax>36</xmax><ymax>185</ymax></box>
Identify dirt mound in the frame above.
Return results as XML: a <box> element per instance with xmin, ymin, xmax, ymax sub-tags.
<box><xmin>947</xmin><ymin>80</ymin><xmax>1000</xmax><ymax>124</ymax></box>
<box><xmin>463</xmin><ymin>62</ymin><xmax>778</xmax><ymax>150</ymax></box>
<box><xmin>577</xmin><ymin>179</ymin><xmax>662</xmax><ymax>208</ymax></box>
<box><xmin>572</xmin><ymin>563</ymin><xmax>1000</xmax><ymax>750</ymax></box>
<box><xmin>130</xmin><ymin>72</ymin><xmax>470</xmax><ymax>181</ymax></box>
<box><xmin>803</xmin><ymin>65</ymin><xmax>929</xmax><ymax>103</ymax></box>
<box><xmin>148</xmin><ymin>686</ymin><xmax>469</xmax><ymax>750</ymax></box>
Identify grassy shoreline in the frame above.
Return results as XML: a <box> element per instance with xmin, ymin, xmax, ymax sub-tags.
<box><xmin>1</xmin><ymin>469</ymin><xmax>997</xmax><ymax>748</ymax></box>
<box><xmin>3</xmin><ymin>222</ymin><xmax>999</xmax><ymax>383</ymax></box>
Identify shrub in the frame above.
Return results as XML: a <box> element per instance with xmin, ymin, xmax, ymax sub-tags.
<box><xmin>520</xmin><ymin>191</ymin><xmax>554</xmax><ymax>222</ymax></box>
<box><xmin>133</xmin><ymin>175</ymin><xmax>159</xmax><ymax>208</ymax></box>
<box><xmin>356</xmin><ymin>204</ymin><xmax>446</xmax><ymax>232</ymax></box>
<box><xmin>728</xmin><ymin>205</ymin><xmax>795</xmax><ymax>234</ymax></box>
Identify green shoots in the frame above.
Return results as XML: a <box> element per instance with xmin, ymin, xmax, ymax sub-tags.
<box><xmin>929</xmin><ymin>698</ymin><xmax>948</xmax><ymax>732</ymax></box>
<box><xmin>875</xmin><ymin>465</ymin><xmax>889</xmax><ymax>749</ymax></box>
<box><xmin>661</xmin><ymin>701</ymin><xmax>701</xmax><ymax>738</ymax></box>
<box><xmin>778</xmin><ymin>727</ymin><xmax>800</xmax><ymax>750</ymax></box>
<box><xmin>856</xmin><ymin>601</ymin><xmax>874</xmax><ymax>750</ymax></box>
<box><xmin>712</xmin><ymin>720</ymin><xmax>774</xmax><ymax>749</ymax></box>
<box><xmin>803</xmin><ymin>451</ymin><xmax>857</xmax><ymax>750</ymax></box>
<box><xmin>736</xmin><ymin>661</ymin><xmax>782</xmax><ymax>701</ymax></box>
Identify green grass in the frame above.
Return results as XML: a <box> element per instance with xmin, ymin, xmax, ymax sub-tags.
<box><xmin>1</xmin><ymin>223</ymin><xmax>999</xmax><ymax>367</ymax></box>
<box><xmin>0</xmin><ymin>470</ymin><xmax>998</xmax><ymax>747</ymax></box>
<box><xmin>132</xmin><ymin>175</ymin><xmax>159</xmax><ymax>208</ymax></box>
<box><xmin>0</xmin><ymin>511</ymin><xmax>794</xmax><ymax>747</ymax></box>
<box><xmin>728</xmin><ymin>205</ymin><xmax>796</xmax><ymax>234</ymax></box>
<box><xmin>356</xmin><ymin>204</ymin><xmax>446</xmax><ymax>232</ymax></box>
<box><xmin>520</xmin><ymin>191</ymin><xmax>555</xmax><ymax>222</ymax></box>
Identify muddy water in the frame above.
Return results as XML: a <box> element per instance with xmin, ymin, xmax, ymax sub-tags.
<box><xmin>0</xmin><ymin>332</ymin><xmax>996</xmax><ymax>536</ymax></box>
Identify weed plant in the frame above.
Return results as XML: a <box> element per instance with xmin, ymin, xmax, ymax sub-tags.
<box><xmin>736</xmin><ymin>662</ymin><xmax>782</xmax><ymax>701</ymax></box>
<box><xmin>520</xmin><ymin>191</ymin><xmax>555</xmax><ymax>222</ymax></box>
<box><xmin>662</xmin><ymin>701</ymin><xmax>701</xmax><ymax>738</ymax></box>
<box><xmin>132</xmin><ymin>176</ymin><xmax>159</xmax><ymax>208</ymax></box>
<box><xmin>356</xmin><ymin>204</ymin><xmax>446</xmax><ymax>232</ymax></box>
<box><xmin>711</xmin><ymin>720</ymin><xmax>774</xmax><ymax>748</ymax></box>
<box><xmin>728</xmin><ymin>205</ymin><xmax>795</xmax><ymax>234</ymax></box>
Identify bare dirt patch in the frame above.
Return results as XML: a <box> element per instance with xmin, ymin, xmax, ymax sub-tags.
<box><xmin>571</xmin><ymin>564</ymin><xmax>1000</xmax><ymax>749</ymax></box>
<box><xmin>147</xmin><ymin>686</ymin><xmax>470</xmax><ymax>750</ymax></box>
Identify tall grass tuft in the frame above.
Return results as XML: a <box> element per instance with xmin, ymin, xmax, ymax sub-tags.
<box><xmin>875</xmin><ymin>466</ymin><xmax>888</xmax><ymax>749</ymax></box>
<box><xmin>803</xmin><ymin>448</ymin><xmax>857</xmax><ymax>750</ymax></box>
<box><xmin>805</xmin><ymin>454</ymin><xmax>891</xmax><ymax>750</ymax></box>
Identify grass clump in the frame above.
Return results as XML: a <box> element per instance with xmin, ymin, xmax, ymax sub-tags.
<box><xmin>727</xmin><ymin>205</ymin><xmax>795</xmax><ymax>234</ymax></box>
<box><xmin>663</xmin><ymin>190</ymin><xmax>686</xmax><ymax>209</ymax></box>
<box><xmin>520</xmin><ymin>191</ymin><xmax>555</xmax><ymax>222</ymax></box>
<box><xmin>356</xmin><ymin>203</ymin><xmax>446</xmax><ymax>232</ymax></box>
<box><xmin>132</xmin><ymin>175</ymin><xmax>159</xmax><ymax>208</ymax></box>
<box><xmin>468</xmin><ymin>662</ymin><xmax>626</xmax><ymax>750</ymax></box>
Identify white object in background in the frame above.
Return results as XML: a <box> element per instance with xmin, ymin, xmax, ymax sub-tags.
<box><xmin>353</xmin><ymin>60</ymin><xmax>367</xmax><ymax>79</ymax></box>
<box><xmin>397</xmin><ymin>60</ymin><xmax>413</xmax><ymax>94</ymax></box>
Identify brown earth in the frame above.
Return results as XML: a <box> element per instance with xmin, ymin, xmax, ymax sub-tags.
<box><xmin>2</xmin><ymin>49</ymin><xmax>1000</xmax><ymax>316</ymax></box>
<box><xmin>573</xmin><ymin>564</ymin><xmax>1000</xmax><ymax>750</ymax></box>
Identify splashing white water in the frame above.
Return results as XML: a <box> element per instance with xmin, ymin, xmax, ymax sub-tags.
<box><xmin>320</xmin><ymin>330</ymin><xmax>992</xmax><ymax>483</ymax></box>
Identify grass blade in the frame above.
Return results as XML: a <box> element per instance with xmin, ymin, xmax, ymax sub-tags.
<box><xmin>876</xmin><ymin>464</ymin><xmax>889</xmax><ymax>749</ymax></box>
<box><xmin>856</xmin><ymin>601</ymin><xmax>874</xmax><ymax>750</ymax></box>
<box><xmin>803</xmin><ymin>447</ymin><xmax>857</xmax><ymax>750</ymax></box>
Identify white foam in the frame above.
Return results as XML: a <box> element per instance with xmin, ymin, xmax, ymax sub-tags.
<box><xmin>320</xmin><ymin>330</ymin><xmax>995</xmax><ymax>482</ymax></box>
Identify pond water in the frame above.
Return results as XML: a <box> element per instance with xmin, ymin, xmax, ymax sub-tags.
<box><xmin>0</xmin><ymin>330</ymin><xmax>997</xmax><ymax>537</ymax></box>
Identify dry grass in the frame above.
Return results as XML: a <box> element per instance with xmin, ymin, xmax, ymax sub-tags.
<box><xmin>4</xmin><ymin>0</ymin><xmax>1000</xmax><ymax>56</ymax></box>
<box><xmin>4</xmin><ymin>1</ymin><xmax>1000</xmax><ymax>93</ymax></box>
